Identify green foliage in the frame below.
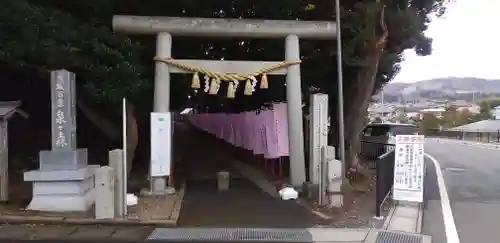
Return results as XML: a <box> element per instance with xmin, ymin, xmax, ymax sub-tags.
<box><xmin>394</xmin><ymin>112</ymin><xmax>408</xmax><ymax>123</ymax></box>
<box><xmin>441</xmin><ymin>107</ymin><xmax>474</xmax><ymax>128</ymax></box>
<box><xmin>419</xmin><ymin>113</ymin><xmax>441</xmax><ymax>134</ymax></box>
<box><xmin>0</xmin><ymin>0</ymin><xmax>448</xmax><ymax>121</ymax></box>
<box><xmin>476</xmin><ymin>98</ymin><xmax>500</xmax><ymax>120</ymax></box>
<box><xmin>0</xmin><ymin>0</ymin><xmax>149</xmax><ymax>115</ymax></box>
<box><xmin>419</xmin><ymin>107</ymin><xmax>475</xmax><ymax>134</ymax></box>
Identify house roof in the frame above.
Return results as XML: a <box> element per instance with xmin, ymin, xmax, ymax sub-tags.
<box><xmin>0</xmin><ymin>101</ymin><xmax>29</xmax><ymax>120</ymax></box>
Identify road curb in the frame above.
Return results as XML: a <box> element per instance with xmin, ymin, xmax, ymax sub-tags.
<box><xmin>416</xmin><ymin>203</ymin><xmax>423</xmax><ymax>234</ymax></box>
<box><xmin>382</xmin><ymin>204</ymin><xmax>396</xmax><ymax>230</ymax></box>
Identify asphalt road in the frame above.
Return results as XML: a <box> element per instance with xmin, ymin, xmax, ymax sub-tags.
<box><xmin>422</xmin><ymin>155</ymin><xmax>446</xmax><ymax>243</ymax></box>
<box><xmin>424</xmin><ymin>138</ymin><xmax>500</xmax><ymax>243</ymax></box>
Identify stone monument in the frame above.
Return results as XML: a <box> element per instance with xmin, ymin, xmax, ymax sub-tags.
<box><xmin>24</xmin><ymin>69</ymin><xmax>96</xmax><ymax>212</ymax></box>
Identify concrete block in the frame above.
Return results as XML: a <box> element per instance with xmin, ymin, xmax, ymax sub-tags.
<box><xmin>24</xmin><ymin>166</ymin><xmax>96</xmax><ymax>212</ymax></box>
<box><xmin>95</xmin><ymin>166</ymin><xmax>115</xmax><ymax>219</ymax></box>
<box><xmin>39</xmin><ymin>148</ymin><xmax>88</xmax><ymax>171</ymax></box>
<box><xmin>33</xmin><ymin>178</ymin><xmax>94</xmax><ymax>195</ymax></box>
<box><xmin>26</xmin><ymin>190</ymin><xmax>94</xmax><ymax>212</ymax></box>
<box><xmin>24</xmin><ymin>166</ymin><xmax>94</xmax><ymax>181</ymax></box>
<box><xmin>328</xmin><ymin>179</ymin><xmax>343</xmax><ymax>207</ymax></box>
<box><xmin>217</xmin><ymin>171</ymin><xmax>230</xmax><ymax>191</ymax></box>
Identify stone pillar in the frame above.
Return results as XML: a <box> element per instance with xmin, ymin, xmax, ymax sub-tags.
<box><xmin>95</xmin><ymin>166</ymin><xmax>115</xmax><ymax>219</ymax></box>
<box><xmin>109</xmin><ymin>149</ymin><xmax>125</xmax><ymax>217</ymax></box>
<box><xmin>0</xmin><ymin>120</ymin><xmax>8</xmax><ymax>202</ymax></box>
<box><xmin>24</xmin><ymin>69</ymin><xmax>96</xmax><ymax>212</ymax></box>
<box><xmin>323</xmin><ymin>146</ymin><xmax>342</xmax><ymax>207</ymax></box>
<box><xmin>151</xmin><ymin>32</ymin><xmax>172</xmax><ymax>194</ymax></box>
<box><xmin>285</xmin><ymin>35</ymin><xmax>306</xmax><ymax>187</ymax></box>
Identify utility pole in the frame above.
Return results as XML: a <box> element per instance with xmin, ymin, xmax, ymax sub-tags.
<box><xmin>334</xmin><ymin>0</ymin><xmax>346</xmax><ymax>178</ymax></box>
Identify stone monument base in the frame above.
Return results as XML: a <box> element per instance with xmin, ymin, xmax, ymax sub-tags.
<box><xmin>23</xmin><ymin>165</ymin><xmax>98</xmax><ymax>212</ymax></box>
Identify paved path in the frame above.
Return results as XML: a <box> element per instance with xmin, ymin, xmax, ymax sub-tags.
<box><xmin>425</xmin><ymin>138</ymin><xmax>500</xmax><ymax>243</ymax></box>
<box><xmin>0</xmin><ymin>225</ymin><xmax>153</xmax><ymax>240</ymax></box>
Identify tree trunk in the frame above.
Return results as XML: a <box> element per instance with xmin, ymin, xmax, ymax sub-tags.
<box><xmin>125</xmin><ymin>101</ymin><xmax>139</xmax><ymax>179</ymax></box>
<box><xmin>345</xmin><ymin>5</ymin><xmax>388</xmax><ymax>172</ymax></box>
<box><xmin>77</xmin><ymin>100</ymin><xmax>120</xmax><ymax>142</ymax></box>
<box><xmin>77</xmin><ymin>100</ymin><xmax>139</xmax><ymax>180</ymax></box>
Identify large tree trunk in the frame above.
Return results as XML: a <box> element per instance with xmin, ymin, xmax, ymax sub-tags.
<box><xmin>77</xmin><ymin>100</ymin><xmax>139</xmax><ymax>180</ymax></box>
<box><xmin>125</xmin><ymin>101</ymin><xmax>139</xmax><ymax>179</ymax></box>
<box><xmin>77</xmin><ymin>101</ymin><xmax>120</xmax><ymax>142</ymax></box>
<box><xmin>345</xmin><ymin>5</ymin><xmax>388</xmax><ymax>172</ymax></box>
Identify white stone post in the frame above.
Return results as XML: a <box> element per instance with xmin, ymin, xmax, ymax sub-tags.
<box><xmin>322</xmin><ymin>146</ymin><xmax>343</xmax><ymax>207</ymax></box>
<box><xmin>0</xmin><ymin>120</ymin><xmax>8</xmax><ymax>202</ymax></box>
<box><xmin>109</xmin><ymin>149</ymin><xmax>125</xmax><ymax>217</ymax></box>
<box><xmin>95</xmin><ymin>166</ymin><xmax>115</xmax><ymax>219</ymax></box>
<box><xmin>285</xmin><ymin>35</ymin><xmax>307</xmax><ymax>187</ymax></box>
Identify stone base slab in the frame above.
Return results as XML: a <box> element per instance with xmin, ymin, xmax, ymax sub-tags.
<box><xmin>24</xmin><ymin>165</ymin><xmax>97</xmax><ymax>182</ymax></box>
<box><xmin>39</xmin><ymin>148</ymin><xmax>88</xmax><ymax>171</ymax></box>
<box><xmin>24</xmin><ymin>165</ymin><xmax>98</xmax><ymax>212</ymax></box>
<box><xmin>26</xmin><ymin>189</ymin><xmax>95</xmax><ymax>212</ymax></box>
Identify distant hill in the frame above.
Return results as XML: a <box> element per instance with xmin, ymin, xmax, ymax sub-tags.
<box><xmin>381</xmin><ymin>77</ymin><xmax>500</xmax><ymax>102</ymax></box>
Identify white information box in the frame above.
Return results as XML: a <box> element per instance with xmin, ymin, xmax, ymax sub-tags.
<box><xmin>150</xmin><ymin>112</ymin><xmax>172</xmax><ymax>177</ymax></box>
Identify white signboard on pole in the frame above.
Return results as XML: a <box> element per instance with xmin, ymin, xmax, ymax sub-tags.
<box><xmin>150</xmin><ymin>112</ymin><xmax>171</xmax><ymax>177</ymax></box>
<box><xmin>393</xmin><ymin>135</ymin><xmax>425</xmax><ymax>203</ymax></box>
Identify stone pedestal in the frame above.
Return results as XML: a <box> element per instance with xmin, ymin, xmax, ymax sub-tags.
<box><xmin>24</xmin><ymin>165</ymin><xmax>98</xmax><ymax>212</ymax></box>
<box><xmin>39</xmin><ymin>148</ymin><xmax>88</xmax><ymax>171</ymax></box>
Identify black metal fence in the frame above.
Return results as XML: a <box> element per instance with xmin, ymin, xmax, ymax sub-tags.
<box><xmin>425</xmin><ymin>129</ymin><xmax>500</xmax><ymax>143</ymax></box>
<box><xmin>359</xmin><ymin>140</ymin><xmax>395</xmax><ymax>217</ymax></box>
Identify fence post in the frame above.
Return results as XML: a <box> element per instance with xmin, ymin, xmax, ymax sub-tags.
<box><xmin>375</xmin><ymin>157</ymin><xmax>382</xmax><ymax>217</ymax></box>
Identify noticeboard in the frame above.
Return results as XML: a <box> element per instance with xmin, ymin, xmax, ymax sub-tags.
<box><xmin>393</xmin><ymin>134</ymin><xmax>425</xmax><ymax>203</ymax></box>
<box><xmin>150</xmin><ymin>112</ymin><xmax>172</xmax><ymax>177</ymax></box>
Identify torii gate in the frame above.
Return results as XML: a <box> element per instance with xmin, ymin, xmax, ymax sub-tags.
<box><xmin>112</xmin><ymin>15</ymin><xmax>337</xmax><ymax>193</ymax></box>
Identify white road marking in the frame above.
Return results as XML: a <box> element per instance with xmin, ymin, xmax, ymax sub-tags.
<box><xmin>425</xmin><ymin>153</ymin><xmax>461</xmax><ymax>243</ymax></box>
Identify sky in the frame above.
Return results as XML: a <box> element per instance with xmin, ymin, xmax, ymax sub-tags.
<box><xmin>392</xmin><ymin>0</ymin><xmax>500</xmax><ymax>83</ymax></box>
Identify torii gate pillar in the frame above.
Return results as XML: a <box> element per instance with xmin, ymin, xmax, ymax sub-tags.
<box><xmin>151</xmin><ymin>32</ymin><xmax>172</xmax><ymax>192</ymax></box>
<box><xmin>113</xmin><ymin>16</ymin><xmax>337</xmax><ymax>190</ymax></box>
